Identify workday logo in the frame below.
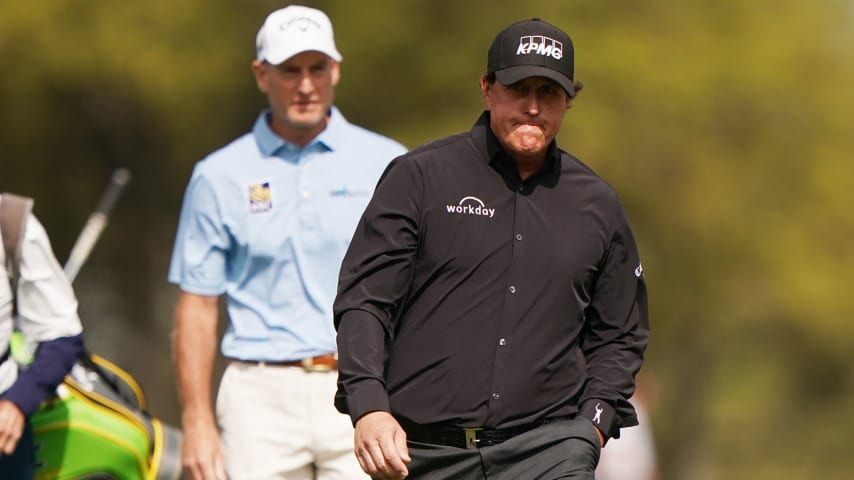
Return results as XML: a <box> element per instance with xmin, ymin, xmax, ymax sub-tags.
<box><xmin>516</xmin><ymin>35</ymin><xmax>563</xmax><ymax>60</ymax></box>
<box><xmin>445</xmin><ymin>196</ymin><xmax>495</xmax><ymax>218</ymax></box>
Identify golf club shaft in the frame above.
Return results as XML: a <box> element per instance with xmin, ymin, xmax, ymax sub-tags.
<box><xmin>64</xmin><ymin>168</ymin><xmax>131</xmax><ymax>283</ymax></box>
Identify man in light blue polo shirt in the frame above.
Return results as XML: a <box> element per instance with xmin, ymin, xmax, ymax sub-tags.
<box><xmin>167</xmin><ymin>6</ymin><xmax>406</xmax><ymax>480</ymax></box>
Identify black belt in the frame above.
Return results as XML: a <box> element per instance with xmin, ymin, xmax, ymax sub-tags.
<box><xmin>397</xmin><ymin>415</ymin><xmax>576</xmax><ymax>450</ymax></box>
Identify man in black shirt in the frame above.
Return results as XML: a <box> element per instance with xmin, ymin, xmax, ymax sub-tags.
<box><xmin>334</xmin><ymin>17</ymin><xmax>649</xmax><ymax>480</ymax></box>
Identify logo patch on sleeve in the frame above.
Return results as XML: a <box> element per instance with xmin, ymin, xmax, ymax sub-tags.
<box><xmin>248</xmin><ymin>182</ymin><xmax>272</xmax><ymax>213</ymax></box>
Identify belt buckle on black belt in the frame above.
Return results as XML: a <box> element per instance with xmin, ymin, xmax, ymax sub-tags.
<box><xmin>463</xmin><ymin>427</ymin><xmax>483</xmax><ymax>450</ymax></box>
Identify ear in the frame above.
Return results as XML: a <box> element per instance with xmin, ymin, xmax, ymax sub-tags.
<box><xmin>252</xmin><ymin>60</ymin><xmax>268</xmax><ymax>93</ymax></box>
<box><xmin>331</xmin><ymin>61</ymin><xmax>341</xmax><ymax>87</ymax></box>
<box><xmin>480</xmin><ymin>75</ymin><xmax>492</xmax><ymax>106</ymax></box>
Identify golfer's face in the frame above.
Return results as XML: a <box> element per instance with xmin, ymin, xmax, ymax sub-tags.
<box><xmin>482</xmin><ymin>76</ymin><xmax>570</xmax><ymax>160</ymax></box>
<box><xmin>259</xmin><ymin>51</ymin><xmax>340</xmax><ymax>135</ymax></box>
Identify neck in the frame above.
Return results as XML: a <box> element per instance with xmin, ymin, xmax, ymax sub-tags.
<box><xmin>270</xmin><ymin>113</ymin><xmax>330</xmax><ymax>149</ymax></box>
<box><xmin>512</xmin><ymin>154</ymin><xmax>546</xmax><ymax>181</ymax></box>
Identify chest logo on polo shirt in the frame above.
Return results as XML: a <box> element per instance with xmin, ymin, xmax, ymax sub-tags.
<box><xmin>248</xmin><ymin>182</ymin><xmax>272</xmax><ymax>213</ymax></box>
<box><xmin>445</xmin><ymin>196</ymin><xmax>495</xmax><ymax>218</ymax></box>
<box><xmin>329</xmin><ymin>187</ymin><xmax>370</xmax><ymax>197</ymax></box>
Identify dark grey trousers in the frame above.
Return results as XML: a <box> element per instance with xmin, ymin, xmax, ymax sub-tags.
<box><xmin>403</xmin><ymin>416</ymin><xmax>601</xmax><ymax>480</ymax></box>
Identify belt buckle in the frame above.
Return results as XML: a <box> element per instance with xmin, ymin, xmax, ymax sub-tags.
<box><xmin>463</xmin><ymin>427</ymin><xmax>483</xmax><ymax>450</ymax></box>
<box><xmin>301</xmin><ymin>356</ymin><xmax>333</xmax><ymax>372</ymax></box>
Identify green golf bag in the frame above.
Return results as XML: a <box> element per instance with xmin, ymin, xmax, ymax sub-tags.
<box><xmin>27</xmin><ymin>351</ymin><xmax>184</xmax><ymax>480</ymax></box>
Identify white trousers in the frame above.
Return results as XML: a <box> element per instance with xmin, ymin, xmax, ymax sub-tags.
<box><xmin>217</xmin><ymin>361</ymin><xmax>367</xmax><ymax>480</ymax></box>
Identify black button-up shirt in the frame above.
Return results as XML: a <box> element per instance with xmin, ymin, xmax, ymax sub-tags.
<box><xmin>334</xmin><ymin>111</ymin><xmax>649</xmax><ymax>439</ymax></box>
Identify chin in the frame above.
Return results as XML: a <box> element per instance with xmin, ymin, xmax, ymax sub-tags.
<box><xmin>288</xmin><ymin>113</ymin><xmax>325</xmax><ymax>129</ymax></box>
<box><xmin>510</xmin><ymin>141</ymin><xmax>546</xmax><ymax>153</ymax></box>
<box><xmin>511</xmin><ymin>144</ymin><xmax>548</xmax><ymax>157</ymax></box>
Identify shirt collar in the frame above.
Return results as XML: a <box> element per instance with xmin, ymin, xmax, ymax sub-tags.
<box><xmin>253</xmin><ymin>106</ymin><xmax>348</xmax><ymax>156</ymax></box>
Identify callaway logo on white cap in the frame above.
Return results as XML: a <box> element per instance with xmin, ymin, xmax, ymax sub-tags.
<box><xmin>282</xmin><ymin>16</ymin><xmax>322</xmax><ymax>33</ymax></box>
<box><xmin>516</xmin><ymin>35</ymin><xmax>564</xmax><ymax>60</ymax></box>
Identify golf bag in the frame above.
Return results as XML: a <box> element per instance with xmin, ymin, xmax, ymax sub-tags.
<box><xmin>27</xmin><ymin>352</ymin><xmax>184</xmax><ymax>480</ymax></box>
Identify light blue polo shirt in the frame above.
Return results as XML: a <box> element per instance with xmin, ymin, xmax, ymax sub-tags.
<box><xmin>168</xmin><ymin>108</ymin><xmax>406</xmax><ymax>362</ymax></box>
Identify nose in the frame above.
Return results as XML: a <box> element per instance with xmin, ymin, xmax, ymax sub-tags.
<box><xmin>297</xmin><ymin>72</ymin><xmax>314</xmax><ymax>94</ymax></box>
<box><xmin>523</xmin><ymin>91</ymin><xmax>540</xmax><ymax>115</ymax></box>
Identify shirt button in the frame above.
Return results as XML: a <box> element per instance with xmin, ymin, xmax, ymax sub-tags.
<box><xmin>301</xmin><ymin>191</ymin><xmax>311</xmax><ymax>199</ymax></box>
<box><xmin>515</xmin><ymin>233</ymin><xmax>523</xmax><ymax>241</ymax></box>
<box><xmin>492</xmin><ymin>393</ymin><xmax>501</xmax><ymax>400</ymax></box>
<box><xmin>508</xmin><ymin>285</ymin><xmax>516</xmax><ymax>294</ymax></box>
<box><xmin>499</xmin><ymin>338</ymin><xmax>507</xmax><ymax>346</ymax></box>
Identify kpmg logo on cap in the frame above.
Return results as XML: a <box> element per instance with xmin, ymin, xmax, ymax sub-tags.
<box><xmin>516</xmin><ymin>35</ymin><xmax>563</xmax><ymax>60</ymax></box>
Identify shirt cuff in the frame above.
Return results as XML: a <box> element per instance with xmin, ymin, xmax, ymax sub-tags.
<box><xmin>580</xmin><ymin>398</ymin><xmax>619</xmax><ymax>441</ymax></box>
<box><xmin>1</xmin><ymin>335</ymin><xmax>83</xmax><ymax>416</ymax></box>
<box><xmin>341</xmin><ymin>380</ymin><xmax>391</xmax><ymax>425</ymax></box>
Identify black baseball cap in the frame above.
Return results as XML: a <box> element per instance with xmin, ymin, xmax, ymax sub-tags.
<box><xmin>487</xmin><ymin>18</ymin><xmax>575</xmax><ymax>97</ymax></box>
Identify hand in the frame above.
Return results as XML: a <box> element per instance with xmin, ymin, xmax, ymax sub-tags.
<box><xmin>593</xmin><ymin>424</ymin><xmax>605</xmax><ymax>447</ymax></box>
<box><xmin>0</xmin><ymin>400</ymin><xmax>25</xmax><ymax>455</ymax></box>
<box><xmin>354</xmin><ymin>411</ymin><xmax>411</xmax><ymax>480</ymax></box>
<box><xmin>181</xmin><ymin>414</ymin><xmax>228</xmax><ymax>480</ymax></box>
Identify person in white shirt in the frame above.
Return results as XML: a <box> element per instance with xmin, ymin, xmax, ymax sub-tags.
<box><xmin>0</xmin><ymin>194</ymin><xmax>83</xmax><ymax>477</ymax></box>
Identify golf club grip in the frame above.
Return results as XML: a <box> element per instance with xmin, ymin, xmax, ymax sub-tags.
<box><xmin>95</xmin><ymin>168</ymin><xmax>132</xmax><ymax>217</ymax></box>
<box><xmin>64</xmin><ymin>168</ymin><xmax>132</xmax><ymax>282</ymax></box>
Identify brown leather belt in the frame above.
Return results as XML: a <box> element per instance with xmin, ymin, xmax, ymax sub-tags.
<box><xmin>234</xmin><ymin>353</ymin><xmax>338</xmax><ymax>372</ymax></box>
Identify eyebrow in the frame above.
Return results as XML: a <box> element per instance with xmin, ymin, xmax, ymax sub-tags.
<box><xmin>279</xmin><ymin>59</ymin><xmax>329</xmax><ymax>70</ymax></box>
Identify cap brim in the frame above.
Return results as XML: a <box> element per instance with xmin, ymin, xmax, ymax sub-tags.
<box><xmin>262</xmin><ymin>47</ymin><xmax>342</xmax><ymax>65</ymax></box>
<box><xmin>495</xmin><ymin>66</ymin><xmax>575</xmax><ymax>97</ymax></box>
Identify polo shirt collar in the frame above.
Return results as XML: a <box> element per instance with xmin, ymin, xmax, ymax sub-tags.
<box><xmin>253</xmin><ymin>106</ymin><xmax>348</xmax><ymax>156</ymax></box>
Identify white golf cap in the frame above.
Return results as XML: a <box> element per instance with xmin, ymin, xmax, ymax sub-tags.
<box><xmin>255</xmin><ymin>5</ymin><xmax>342</xmax><ymax>65</ymax></box>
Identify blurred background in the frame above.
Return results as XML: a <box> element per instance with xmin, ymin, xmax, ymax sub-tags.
<box><xmin>2</xmin><ymin>0</ymin><xmax>852</xmax><ymax>478</ymax></box>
